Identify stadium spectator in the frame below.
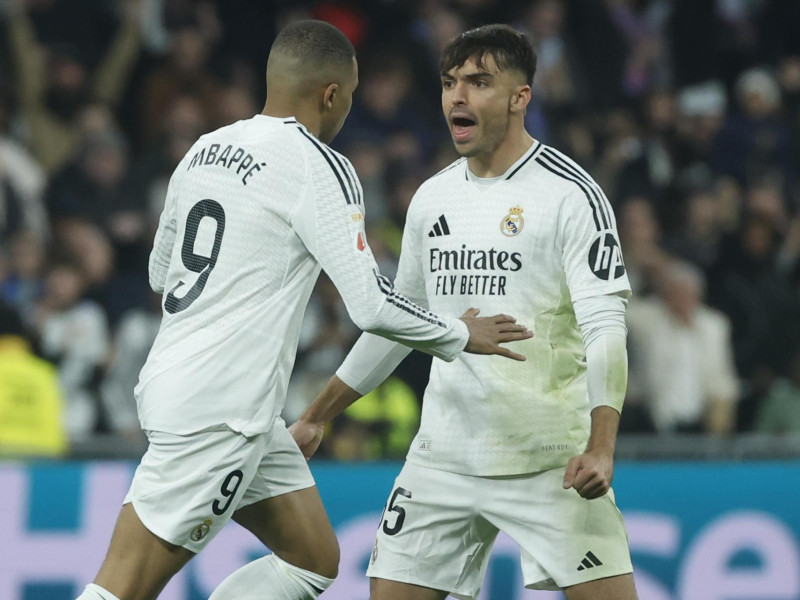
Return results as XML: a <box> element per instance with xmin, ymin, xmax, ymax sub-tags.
<box><xmin>138</xmin><ymin>21</ymin><xmax>221</xmax><ymax>145</ymax></box>
<box><xmin>0</xmin><ymin>91</ymin><xmax>48</xmax><ymax>240</ymax></box>
<box><xmin>754</xmin><ymin>349</ymin><xmax>800</xmax><ymax>435</ymax></box>
<box><xmin>627</xmin><ymin>260</ymin><xmax>739</xmax><ymax>434</ymax></box>
<box><xmin>1</xmin><ymin>230</ymin><xmax>46</xmax><ymax>324</ymax></box>
<box><xmin>3</xmin><ymin>0</ymin><xmax>143</xmax><ymax>173</ymax></box>
<box><xmin>707</xmin><ymin>213</ymin><xmax>800</xmax><ymax>379</ymax></box>
<box><xmin>0</xmin><ymin>302</ymin><xmax>67</xmax><ymax>457</ymax></box>
<box><xmin>712</xmin><ymin>68</ymin><xmax>794</xmax><ymax>192</ymax></box>
<box><xmin>99</xmin><ymin>291</ymin><xmax>160</xmax><ymax>446</ymax></box>
<box><xmin>36</xmin><ymin>261</ymin><xmax>108</xmax><ymax>440</ymax></box>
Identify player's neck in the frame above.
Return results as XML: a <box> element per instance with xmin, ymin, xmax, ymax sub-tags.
<box><xmin>261</xmin><ymin>101</ymin><xmax>323</xmax><ymax>140</ymax></box>
<box><xmin>467</xmin><ymin>127</ymin><xmax>534</xmax><ymax>178</ymax></box>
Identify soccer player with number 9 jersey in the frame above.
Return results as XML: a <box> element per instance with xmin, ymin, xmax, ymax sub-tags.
<box><xmin>75</xmin><ymin>20</ymin><xmax>533</xmax><ymax>600</ymax></box>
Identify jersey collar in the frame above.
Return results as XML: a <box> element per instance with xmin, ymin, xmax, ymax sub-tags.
<box><xmin>464</xmin><ymin>140</ymin><xmax>543</xmax><ymax>184</ymax></box>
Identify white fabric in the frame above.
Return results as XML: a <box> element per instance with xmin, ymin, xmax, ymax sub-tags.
<box><xmin>366</xmin><ymin>461</ymin><xmax>632</xmax><ymax>598</ymax></box>
<box><xmin>338</xmin><ymin>142</ymin><xmax>631</xmax><ymax>475</ymax></box>
<box><xmin>124</xmin><ymin>420</ymin><xmax>314</xmax><ymax>553</ymax></box>
<box><xmin>337</xmin><ymin>334</ymin><xmax>411</xmax><ymax>395</ymax></box>
<box><xmin>574</xmin><ymin>294</ymin><xmax>628</xmax><ymax>413</ymax></box>
<box><xmin>137</xmin><ymin>115</ymin><xmax>467</xmax><ymax>436</ymax></box>
<box><xmin>626</xmin><ymin>299</ymin><xmax>738</xmax><ymax>431</ymax></box>
<box><xmin>75</xmin><ymin>583</ymin><xmax>121</xmax><ymax>600</ymax></box>
<box><xmin>585</xmin><ymin>331</ymin><xmax>628</xmax><ymax>414</ymax></box>
<box><xmin>209</xmin><ymin>554</ymin><xmax>333</xmax><ymax>599</ymax></box>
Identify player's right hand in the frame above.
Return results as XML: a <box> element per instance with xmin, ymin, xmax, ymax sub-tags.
<box><xmin>460</xmin><ymin>308</ymin><xmax>532</xmax><ymax>361</ymax></box>
<box><xmin>288</xmin><ymin>419</ymin><xmax>326</xmax><ymax>460</ymax></box>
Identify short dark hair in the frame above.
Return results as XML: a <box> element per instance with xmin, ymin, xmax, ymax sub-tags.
<box><xmin>441</xmin><ymin>24</ymin><xmax>536</xmax><ymax>86</ymax></box>
<box><xmin>271</xmin><ymin>19</ymin><xmax>355</xmax><ymax>70</ymax></box>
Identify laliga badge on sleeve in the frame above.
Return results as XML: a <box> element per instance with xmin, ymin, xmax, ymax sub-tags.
<box><xmin>501</xmin><ymin>205</ymin><xmax>524</xmax><ymax>236</ymax></box>
<box><xmin>356</xmin><ymin>231</ymin><xmax>367</xmax><ymax>252</ymax></box>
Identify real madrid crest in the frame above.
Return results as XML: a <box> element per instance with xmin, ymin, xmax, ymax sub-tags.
<box><xmin>190</xmin><ymin>518</ymin><xmax>213</xmax><ymax>542</ymax></box>
<box><xmin>500</xmin><ymin>205</ymin><xmax>524</xmax><ymax>236</ymax></box>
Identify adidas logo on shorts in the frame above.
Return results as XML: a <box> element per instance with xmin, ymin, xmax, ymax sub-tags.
<box><xmin>428</xmin><ymin>215</ymin><xmax>450</xmax><ymax>237</ymax></box>
<box><xmin>576</xmin><ymin>550</ymin><xmax>603</xmax><ymax>571</ymax></box>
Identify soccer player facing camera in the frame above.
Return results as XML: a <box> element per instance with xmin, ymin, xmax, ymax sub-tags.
<box><xmin>75</xmin><ymin>20</ymin><xmax>532</xmax><ymax>600</ymax></box>
<box><xmin>292</xmin><ymin>25</ymin><xmax>638</xmax><ymax>600</ymax></box>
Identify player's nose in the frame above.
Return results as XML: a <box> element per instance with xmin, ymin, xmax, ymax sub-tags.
<box><xmin>450</xmin><ymin>81</ymin><xmax>467</xmax><ymax>105</ymax></box>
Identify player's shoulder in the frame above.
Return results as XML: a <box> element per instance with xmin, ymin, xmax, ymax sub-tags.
<box><xmin>289</xmin><ymin>123</ymin><xmax>363</xmax><ymax>205</ymax></box>
<box><xmin>430</xmin><ymin>157</ymin><xmax>468</xmax><ymax>183</ymax></box>
<box><xmin>533</xmin><ymin>143</ymin><xmax>616</xmax><ymax>218</ymax></box>
<box><xmin>532</xmin><ymin>144</ymin><xmax>602</xmax><ymax>192</ymax></box>
<box><xmin>414</xmin><ymin>157</ymin><xmax>467</xmax><ymax>198</ymax></box>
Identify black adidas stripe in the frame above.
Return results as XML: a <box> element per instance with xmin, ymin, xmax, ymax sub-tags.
<box><xmin>438</xmin><ymin>215</ymin><xmax>450</xmax><ymax>235</ymax></box>
<box><xmin>541</xmin><ymin>149</ymin><xmax>612</xmax><ymax>229</ymax></box>
<box><xmin>535</xmin><ymin>156</ymin><xmax>602</xmax><ymax>231</ymax></box>
<box><xmin>374</xmin><ymin>272</ymin><xmax>447</xmax><ymax>328</ymax></box>
<box><xmin>296</xmin><ymin>127</ymin><xmax>353</xmax><ymax>205</ymax></box>
<box><xmin>586</xmin><ymin>551</ymin><xmax>603</xmax><ymax>567</ymax></box>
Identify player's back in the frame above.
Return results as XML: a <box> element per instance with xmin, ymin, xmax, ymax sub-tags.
<box><xmin>136</xmin><ymin>116</ymin><xmax>321</xmax><ymax>436</ymax></box>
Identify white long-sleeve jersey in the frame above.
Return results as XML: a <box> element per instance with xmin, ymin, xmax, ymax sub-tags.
<box><xmin>135</xmin><ymin>115</ymin><xmax>468</xmax><ymax>436</ymax></box>
<box><xmin>337</xmin><ymin>142</ymin><xmax>631</xmax><ymax>475</ymax></box>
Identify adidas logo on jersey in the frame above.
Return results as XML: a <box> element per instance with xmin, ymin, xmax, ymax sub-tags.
<box><xmin>428</xmin><ymin>215</ymin><xmax>450</xmax><ymax>237</ymax></box>
<box><xmin>576</xmin><ymin>551</ymin><xmax>603</xmax><ymax>571</ymax></box>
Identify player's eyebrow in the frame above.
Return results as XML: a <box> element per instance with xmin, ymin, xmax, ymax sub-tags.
<box><xmin>463</xmin><ymin>71</ymin><xmax>494</xmax><ymax>81</ymax></box>
<box><xmin>441</xmin><ymin>71</ymin><xmax>495</xmax><ymax>82</ymax></box>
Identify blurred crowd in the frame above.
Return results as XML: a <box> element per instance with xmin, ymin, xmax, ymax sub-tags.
<box><xmin>2</xmin><ymin>0</ymin><xmax>800</xmax><ymax>460</ymax></box>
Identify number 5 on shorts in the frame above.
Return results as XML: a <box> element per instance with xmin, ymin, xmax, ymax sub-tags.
<box><xmin>382</xmin><ymin>487</ymin><xmax>412</xmax><ymax>536</ymax></box>
<box><xmin>212</xmin><ymin>469</ymin><xmax>243</xmax><ymax>515</ymax></box>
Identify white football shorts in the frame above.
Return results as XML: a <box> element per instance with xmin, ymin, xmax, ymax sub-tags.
<box><xmin>123</xmin><ymin>418</ymin><xmax>314</xmax><ymax>553</ymax></box>
<box><xmin>366</xmin><ymin>461</ymin><xmax>633</xmax><ymax>598</ymax></box>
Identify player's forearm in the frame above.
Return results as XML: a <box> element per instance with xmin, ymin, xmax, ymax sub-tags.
<box><xmin>336</xmin><ymin>332</ymin><xmax>411</xmax><ymax>395</ymax></box>
<box><xmin>585</xmin><ymin>331</ymin><xmax>628</xmax><ymax>414</ymax></box>
<box><xmin>297</xmin><ymin>375</ymin><xmax>361</xmax><ymax>425</ymax></box>
<box><xmin>586</xmin><ymin>405</ymin><xmax>621</xmax><ymax>456</ymax></box>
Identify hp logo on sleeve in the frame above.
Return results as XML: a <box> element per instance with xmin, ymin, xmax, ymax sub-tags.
<box><xmin>588</xmin><ymin>233</ymin><xmax>626</xmax><ymax>280</ymax></box>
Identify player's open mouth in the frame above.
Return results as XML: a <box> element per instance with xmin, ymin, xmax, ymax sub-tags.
<box><xmin>452</xmin><ymin>117</ymin><xmax>476</xmax><ymax>142</ymax></box>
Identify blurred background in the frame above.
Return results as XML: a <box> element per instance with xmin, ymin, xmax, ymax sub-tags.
<box><xmin>1</xmin><ymin>0</ymin><xmax>800</xmax><ymax>599</ymax></box>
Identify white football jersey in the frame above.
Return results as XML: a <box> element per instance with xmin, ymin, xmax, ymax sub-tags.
<box><xmin>135</xmin><ymin>115</ymin><xmax>467</xmax><ymax>436</ymax></box>
<box><xmin>393</xmin><ymin>141</ymin><xmax>630</xmax><ymax>475</ymax></box>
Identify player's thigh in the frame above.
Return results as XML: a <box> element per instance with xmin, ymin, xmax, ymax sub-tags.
<box><xmin>484</xmin><ymin>467</ymin><xmax>632</xmax><ymax>592</ymax></box>
<box><xmin>124</xmin><ymin>429</ymin><xmax>267</xmax><ymax>554</ymax></box>
<box><xmin>232</xmin><ymin>419</ymin><xmax>337</xmax><ymax>577</ymax></box>
<box><xmin>370</xmin><ymin>577</ymin><xmax>449</xmax><ymax>600</ymax></box>
<box><xmin>368</xmin><ymin>462</ymin><xmax>497</xmax><ymax>600</ymax></box>
<box><xmin>564</xmin><ymin>573</ymin><xmax>638</xmax><ymax>600</ymax></box>
<box><xmin>233</xmin><ymin>485</ymin><xmax>338</xmax><ymax>578</ymax></box>
<box><xmin>94</xmin><ymin>503</ymin><xmax>195</xmax><ymax>600</ymax></box>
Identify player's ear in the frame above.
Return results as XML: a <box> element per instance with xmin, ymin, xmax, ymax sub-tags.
<box><xmin>323</xmin><ymin>83</ymin><xmax>339</xmax><ymax>111</ymax></box>
<box><xmin>509</xmin><ymin>84</ymin><xmax>531</xmax><ymax>114</ymax></box>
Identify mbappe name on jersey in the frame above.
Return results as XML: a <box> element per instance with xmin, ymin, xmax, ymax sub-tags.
<box><xmin>187</xmin><ymin>143</ymin><xmax>266</xmax><ymax>186</ymax></box>
<box><xmin>430</xmin><ymin>244</ymin><xmax>522</xmax><ymax>296</ymax></box>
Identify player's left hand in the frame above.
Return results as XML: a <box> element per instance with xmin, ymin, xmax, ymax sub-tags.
<box><xmin>562</xmin><ymin>450</ymin><xmax>614</xmax><ymax>500</ymax></box>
